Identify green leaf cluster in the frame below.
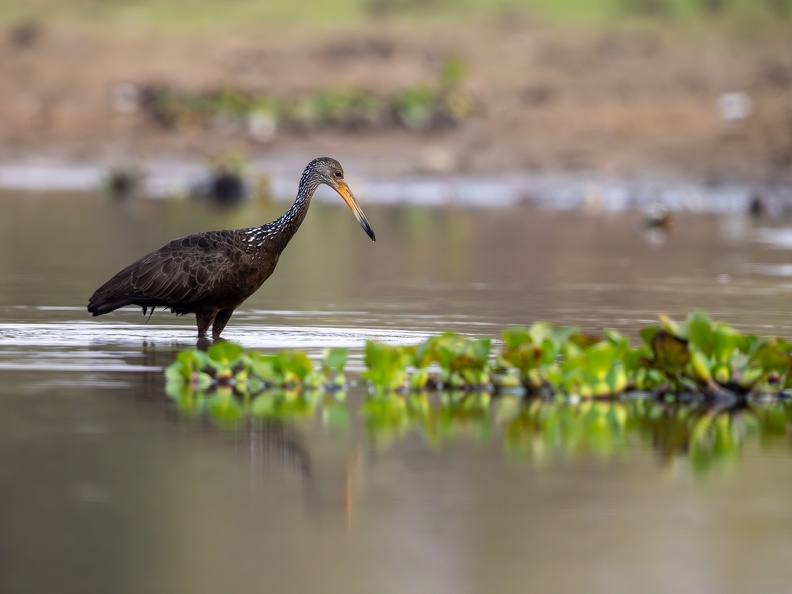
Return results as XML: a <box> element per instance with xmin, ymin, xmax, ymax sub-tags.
<box><xmin>166</xmin><ymin>311</ymin><xmax>792</xmax><ymax>403</ymax></box>
<box><xmin>165</xmin><ymin>344</ymin><xmax>350</xmax><ymax>395</ymax></box>
<box><xmin>358</xmin><ymin>311</ymin><xmax>792</xmax><ymax>401</ymax></box>
<box><xmin>639</xmin><ymin>311</ymin><xmax>792</xmax><ymax>397</ymax></box>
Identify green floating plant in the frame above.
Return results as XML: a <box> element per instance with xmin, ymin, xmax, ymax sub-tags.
<box><xmin>639</xmin><ymin>311</ymin><xmax>792</xmax><ymax>398</ymax></box>
<box><xmin>167</xmin><ymin>310</ymin><xmax>792</xmax><ymax>403</ymax></box>
<box><xmin>165</xmin><ymin>343</ymin><xmax>351</xmax><ymax>394</ymax></box>
<box><xmin>429</xmin><ymin>332</ymin><xmax>492</xmax><ymax>389</ymax></box>
<box><xmin>363</xmin><ymin>341</ymin><xmax>412</xmax><ymax>393</ymax></box>
<box><xmin>161</xmin><ymin>321</ymin><xmax>792</xmax><ymax>473</ymax></box>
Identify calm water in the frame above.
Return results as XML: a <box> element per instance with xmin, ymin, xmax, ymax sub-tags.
<box><xmin>2</xmin><ymin>190</ymin><xmax>792</xmax><ymax>593</ymax></box>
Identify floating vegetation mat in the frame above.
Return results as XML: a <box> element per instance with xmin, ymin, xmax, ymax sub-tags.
<box><xmin>167</xmin><ymin>311</ymin><xmax>792</xmax><ymax>402</ymax></box>
<box><xmin>164</xmin><ymin>311</ymin><xmax>792</xmax><ymax>470</ymax></box>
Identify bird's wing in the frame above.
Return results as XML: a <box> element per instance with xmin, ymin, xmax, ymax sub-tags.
<box><xmin>91</xmin><ymin>233</ymin><xmax>245</xmax><ymax>306</ymax></box>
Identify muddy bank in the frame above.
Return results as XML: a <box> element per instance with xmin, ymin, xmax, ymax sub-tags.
<box><xmin>1</xmin><ymin>18</ymin><xmax>791</xmax><ymax>185</ymax></box>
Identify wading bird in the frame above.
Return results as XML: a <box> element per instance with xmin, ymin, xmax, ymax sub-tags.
<box><xmin>87</xmin><ymin>157</ymin><xmax>376</xmax><ymax>339</ymax></box>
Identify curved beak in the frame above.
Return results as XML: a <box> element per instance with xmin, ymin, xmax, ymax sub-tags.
<box><xmin>334</xmin><ymin>180</ymin><xmax>376</xmax><ymax>242</ymax></box>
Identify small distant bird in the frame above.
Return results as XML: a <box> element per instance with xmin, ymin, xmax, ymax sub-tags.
<box><xmin>643</xmin><ymin>203</ymin><xmax>673</xmax><ymax>230</ymax></box>
<box><xmin>87</xmin><ymin>157</ymin><xmax>376</xmax><ymax>339</ymax></box>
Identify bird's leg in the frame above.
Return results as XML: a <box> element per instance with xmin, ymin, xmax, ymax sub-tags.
<box><xmin>211</xmin><ymin>308</ymin><xmax>236</xmax><ymax>340</ymax></box>
<box><xmin>196</xmin><ymin>309</ymin><xmax>218</xmax><ymax>339</ymax></box>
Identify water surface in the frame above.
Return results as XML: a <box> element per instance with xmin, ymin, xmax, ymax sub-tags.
<box><xmin>1</xmin><ymin>191</ymin><xmax>792</xmax><ymax>593</ymax></box>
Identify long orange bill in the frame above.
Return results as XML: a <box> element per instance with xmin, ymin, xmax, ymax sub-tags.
<box><xmin>335</xmin><ymin>181</ymin><xmax>376</xmax><ymax>242</ymax></box>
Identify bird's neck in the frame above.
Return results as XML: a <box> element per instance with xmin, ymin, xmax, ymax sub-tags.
<box><xmin>254</xmin><ymin>176</ymin><xmax>320</xmax><ymax>254</ymax></box>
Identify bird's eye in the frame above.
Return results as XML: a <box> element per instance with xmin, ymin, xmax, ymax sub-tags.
<box><xmin>334</xmin><ymin>170</ymin><xmax>343</xmax><ymax>178</ymax></box>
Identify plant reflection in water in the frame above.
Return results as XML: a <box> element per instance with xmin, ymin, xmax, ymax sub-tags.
<box><xmin>166</xmin><ymin>381</ymin><xmax>791</xmax><ymax>476</ymax></box>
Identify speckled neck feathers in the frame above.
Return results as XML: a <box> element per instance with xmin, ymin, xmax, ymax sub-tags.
<box><xmin>242</xmin><ymin>166</ymin><xmax>323</xmax><ymax>255</ymax></box>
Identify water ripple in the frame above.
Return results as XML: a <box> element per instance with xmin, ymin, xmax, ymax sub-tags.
<box><xmin>0</xmin><ymin>320</ymin><xmax>435</xmax><ymax>373</ymax></box>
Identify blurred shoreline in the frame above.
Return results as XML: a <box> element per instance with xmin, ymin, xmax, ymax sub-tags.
<box><xmin>1</xmin><ymin>14</ymin><xmax>791</xmax><ymax>190</ymax></box>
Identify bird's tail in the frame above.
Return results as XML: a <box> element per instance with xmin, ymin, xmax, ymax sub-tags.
<box><xmin>87</xmin><ymin>295</ymin><xmax>135</xmax><ymax>316</ymax></box>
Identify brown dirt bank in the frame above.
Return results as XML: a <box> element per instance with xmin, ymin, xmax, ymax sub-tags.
<box><xmin>1</xmin><ymin>18</ymin><xmax>792</xmax><ymax>184</ymax></box>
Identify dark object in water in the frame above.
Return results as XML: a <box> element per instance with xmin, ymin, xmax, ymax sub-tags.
<box><xmin>87</xmin><ymin>157</ymin><xmax>376</xmax><ymax>339</ymax></box>
<box><xmin>207</xmin><ymin>165</ymin><xmax>247</xmax><ymax>205</ymax></box>
<box><xmin>748</xmin><ymin>191</ymin><xmax>768</xmax><ymax>218</ymax></box>
<box><xmin>104</xmin><ymin>168</ymin><xmax>142</xmax><ymax>200</ymax></box>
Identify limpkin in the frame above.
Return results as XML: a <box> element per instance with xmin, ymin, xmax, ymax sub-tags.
<box><xmin>87</xmin><ymin>157</ymin><xmax>376</xmax><ymax>339</ymax></box>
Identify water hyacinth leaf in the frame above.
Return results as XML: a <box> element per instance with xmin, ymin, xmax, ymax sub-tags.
<box><xmin>303</xmin><ymin>370</ymin><xmax>326</xmax><ymax>390</ymax></box>
<box><xmin>639</xmin><ymin>325</ymin><xmax>661</xmax><ymax>349</ymax></box>
<box><xmin>738</xmin><ymin>367</ymin><xmax>763</xmax><ymax>390</ymax></box>
<box><xmin>712</xmin><ymin>362</ymin><xmax>731</xmax><ymax>385</ymax></box>
<box><xmin>649</xmin><ymin>331</ymin><xmax>690</xmax><ymax>373</ymax></box>
<box><xmin>432</xmin><ymin>333</ymin><xmax>490</xmax><ymax>374</ymax></box>
<box><xmin>409</xmin><ymin>368</ymin><xmax>430</xmax><ymax>390</ymax></box>
<box><xmin>622</xmin><ymin>346</ymin><xmax>650</xmax><ymax>374</ymax></box>
<box><xmin>604</xmin><ymin>328</ymin><xmax>630</xmax><ymax>355</ymax></box>
<box><xmin>502</xmin><ymin>326</ymin><xmax>532</xmax><ymax>349</ymax></box>
<box><xmin>322</xmin><ymin>347</ymin><xmax>348</xmax><ymax>373</ymax></box>
<box><xmin>331</xmin><ymin>372</ymin><xmax>347</xmax><ymax>389</ymax></box>
<box><xmin>490</xmin><ymin>369</ymin><xmax>521</xmax><ymax>390</ymax></box>
<box><xmin>584</xmin><ymin>342</ymin><xmax>618</xmax><ymax>380</ymax></box>
<box><xmin>364</xmin><ymin>341</ymin><xmax>411</xmax><ymax>390</ymax></box>
<box><xmin>165</xmin><ymin>349</ymin><xmax>212</xmax><ymax>384</ymax></box>
<box><xmin>606</xmin><ymin>366</ymin><xmax>629</xmax><ymax>395</ymax></box>
<box><xmin>469</xmin><ymin>337</ymin><xmax>492</xmax><ymax>366</ymax></box>
<box><xmin>461</xmin><ymin>368</ymin><xmax>490</xmax><ymax>388</ymax></box>
<box><xmin>247</xmin><ymin>352</ymin><xmax>277</xmax><ymax>382</ymax></box>
<box><xmin>280</xmin><ymin>350</ymin><xmax>314</xmax><ymax>382</ymax></box>
<box><xmin>688</xmin><ymin>348</ymin><xmax>713</xmax><ymax>383</ymax></box>
<box><xmin>712</xmin><ymin>324</ymin><xmax>742</xmax><ymax>363</ymax></box>
<box><xmin>412</xmin><ymin>339</ymin><xmax>435</xmax><ymax>369</ymax></box>
<box><xmin>431</xmin><ymin>333</ymin><xmax>460</xmax><ymax>369</ymax></box>
<box><xmin>687</xmin><ymin>310</ymin><xmax>714</xmax><ymax>355</ymax></box>
<box><xmin>164</xmin><ymin>351</ymin><xmax>194</xmax><ymax>383</ymax></box>
<box><xmin>528</xmin><ymin>322</ymin><xmax>559</xmax><ymax>347</ymax></box>
<box><xmin>658</xmin><ymin>313</ymin><xmax>685</xmax><ymax>338</ymax></box>
<box><xmin>568</xmin><ymin>332</ymin><xmax>601</xmax><ymax>350</ymax></box>
<box><xmin>500</xmin><ymin>342</ymin><xmax>543</xmax><ymax>373</ymax></box>
<box><xmin>750</xmin><ymin>342</ymin><xmax>790</xmax><ymax>378</ymax></box>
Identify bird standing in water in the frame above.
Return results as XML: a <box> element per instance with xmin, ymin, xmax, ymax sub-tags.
<box><xmin>87</xmin><ymin>157</ymin><xmax>376</xmax><ymax>339</ymax></box>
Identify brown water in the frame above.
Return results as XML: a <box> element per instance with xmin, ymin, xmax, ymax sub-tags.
<box><xmin>2</xmin><ymin>191</ymin><xmax>792</xmax><ymax>594</ymax></box>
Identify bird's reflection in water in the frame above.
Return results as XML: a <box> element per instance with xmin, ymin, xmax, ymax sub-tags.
<box><xmin>189</xmin><ymin>416</ymin><xmax>364</xmax><ymax>526</ymax></box>
<box><xmin>244</xmin><ymin>416</ymin><xmax>312</xmax><ymax>498</ymax></box>
<box><xmin>131</xmin><ymin>347</ymin><xmax>362</xmax><ymax>525</ymax></box>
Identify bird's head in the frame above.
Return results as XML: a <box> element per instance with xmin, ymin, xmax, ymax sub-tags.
<box><xmin>306</xmin><ymin>157</ymin><xmax>376</xmax><ymax>242</ymax></box>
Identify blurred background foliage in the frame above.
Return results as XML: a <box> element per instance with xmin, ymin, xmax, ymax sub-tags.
<box><xmin>0</xmin><ymin>0</ymin><xmax>790</xmax><ymax>29</ymax></box>
<box><xmin>1</xmin><ymin>0</ymin><xmax>790</xmax><ymax>180</ymax></box>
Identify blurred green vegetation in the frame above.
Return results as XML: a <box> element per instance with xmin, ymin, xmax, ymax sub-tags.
<box><xmin>141</xmin><ymin>58</ymin><xmax>473</xmax><ymax>134</ymax></box>
<box><xmin>0</xmin><ymin>0</ymin><xmax>788</xmax><ymax>29</ymax></box>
